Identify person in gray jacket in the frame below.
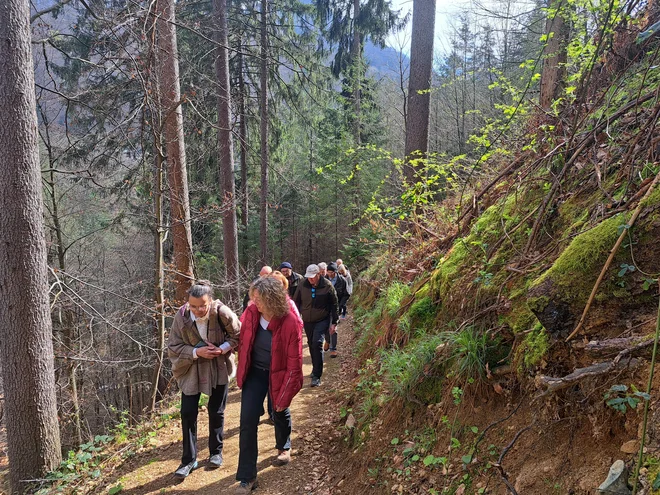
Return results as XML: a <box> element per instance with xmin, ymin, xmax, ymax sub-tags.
<box><xmin>168</xmin><ymin>280</ymin><xmax>241</xmax><ymax>478</ymax></box>
<box><xmin>338</xmin><ymin>264</ymin><xmax>352</xmax><ymax>319</ymax></box>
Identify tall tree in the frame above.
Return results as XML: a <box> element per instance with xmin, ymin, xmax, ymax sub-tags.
<box><xmin>259</xmin><ymin>0</ymin><xmax>270</xmax><ymax>264</ymax></box>
<box><xmin>539</xmin><ymin>0</ymin><xmax>569</xmax><ymax>109</ymax></box>
<box><xmin>0</xmin><ymin>0</ymin><xmax>62</xmax><ymax>490</ymax></box>
<box><xmin>155</xmin><ymin>0</ymin><xmax>195</xmax><ymax>303</ymax></box>
<box><xmin>215</xmin><ymin>0</ymin><xmax>240</xmax><ymax>303</ymax></box>
<box><xmin>404</xmin><ymin>0</ymin><xmax>436</xmax><ymax>182</ymax></box>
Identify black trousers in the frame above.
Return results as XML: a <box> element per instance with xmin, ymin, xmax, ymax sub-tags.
<box><xmin>304</xmin><ymin>317</ymin><xmax>330</xmax><ymax>379</ymax></box>
<box><xmin>180</xmin><ymin>384</ymin><xmax>228</xmax><ymax>464</ymax></box>
<box><xmin>236</xmin><ymin>368</ymin><xmax>292</xmax><ymax>482</ymax></box>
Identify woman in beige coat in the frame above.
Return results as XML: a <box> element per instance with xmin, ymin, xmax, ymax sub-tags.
<box><xmin>168</xmin><ymin>280</ymin><xmax>241</xmax><ymax>478</ymax></box>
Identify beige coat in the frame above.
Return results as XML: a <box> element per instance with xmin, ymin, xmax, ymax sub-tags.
<box><xmin>168</xmin><ymin>300</ymin><xmax>241</xmax><ymax>396</ymax></box>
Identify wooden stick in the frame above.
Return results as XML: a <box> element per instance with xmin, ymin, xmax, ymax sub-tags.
<box><xmin>566</xmin><ymin>169</ymin><xmax>660</xmax><ymax>342</ymax></box>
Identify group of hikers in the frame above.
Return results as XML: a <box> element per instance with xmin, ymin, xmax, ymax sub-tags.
<box><xmin>167</xmin><ymin>259</ymin><xmax>354</xmax><ymax>494</ymax></box>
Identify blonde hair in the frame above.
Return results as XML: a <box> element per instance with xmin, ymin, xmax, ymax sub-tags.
<box><xmin>338</xmin><ymin>265</ymin><xmax>348</xmax><ymax>276</ymax></box>
<box><xmin>249</xmin><ymin>277</ymin><xmax>289</xmax><ymax>318</ymax></box>
<box><xmin>269</xmin><ymin>271</ymin><xmax>289</xmax><ymax>290</ymax></box>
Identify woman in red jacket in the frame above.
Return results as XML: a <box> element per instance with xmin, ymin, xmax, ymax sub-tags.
<box><xmin>235</xmin><ymin>276</ymin><xmax>304</xmax><ymax>494</ymax></box>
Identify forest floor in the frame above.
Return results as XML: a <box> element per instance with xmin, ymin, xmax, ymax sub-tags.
<box><xmin>91</xmin><ymin>316</ymin><xmax>359</xmax><ymax>495</ymax></box>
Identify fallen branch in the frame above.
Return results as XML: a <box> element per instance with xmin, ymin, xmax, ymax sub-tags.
<box><xmin>535</xmin><ymin>357</ymin><xmax>640</xmax><ymax>398</ymax></box>
<box><xmin>584</xmin><ymin>336</ymin><xmax>653</xmax><ymax>358</ymax></box>
<box><xmin>566</xmin><ymin>168</ymin><xmax>660</xmax><ymax>342</ymax></box>
<box><xmin>493</xmin><ymin>423</ymin><xmax>534</xmax><ymax>495</ymax></box>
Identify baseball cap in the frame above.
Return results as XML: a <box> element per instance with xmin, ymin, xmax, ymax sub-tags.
<box><xmin>280</xmin><ymin>262</ymin><xmax>293</xmax><ymax>269</ymax></box>
<box><xmin>304</xmin><ymin>264</ymin><xmax>320</xmax><ymax>278</ymax></box>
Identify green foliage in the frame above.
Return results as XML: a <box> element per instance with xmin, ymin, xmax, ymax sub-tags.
<box><xmin>604</xmin><ymin>384</ymin><xmax>650</xmax><ymax>414</ymax></box>
<box><xmin>516</xmin><ymin>324</ymin><xmax>549</xmax><ymax>371</ymax></box>
<box><xmin>406</xmin><ymin>295</ymin><xmax>437</xmax><ymax>333</ymax></box>
<box><xmin>444</xmin><ymin>327</ymin><xmax>503</xmax><ymax>381</ymax></box>
<box><xmin>384</xmin><ymin>282</ymin><xmax>411</xmax><ymax>317</ymax></box>
<box><xmin>531</xmin><ymin>213</ymin><xmax>628</xmax><ymax>304</ymax></box>
<box><xmin>379</xmin><ymin>333</ymin><xmax>446</xmax><ymax>401</ymax></box>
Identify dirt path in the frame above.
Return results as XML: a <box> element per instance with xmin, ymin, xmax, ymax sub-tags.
<box><xmin>97</xmin><ymin>318</ymin><xmax>356</xmax><ymax>495</ymax></box>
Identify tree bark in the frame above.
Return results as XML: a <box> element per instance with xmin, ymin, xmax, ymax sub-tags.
<box><xmin>0</xmin><ymin>0</ymin><xmax>63</xmax><ymax>490</ymax></box>
<box><xmin>155</xmin><ymin>0</ymin><xmax>195</xmax><ymax>304</ymax></box>
<box><xmin>539</xmin><ymin>0</ymin><xmax>569</xmax><ymax>110</ymax></box>
<box><xmin>404</xmin><ymin>0</ymin><xmax>436</xmax><ymax>183</ymax></box>
<box><xmin>352</xmin><ymin>0</ymin><xmax>361</xmax><ymax>145</ymax></box>
<box><xmin>214</xmin><ymin>0</ymin><xmax>240</xmax><ymax>304</ymax></box>
<box><xmin>238</xmin><ymin>40</ymin><xmax>249</xmax><ymax>229</ymax></box>
<box><xmin>259</xmin><ymin>0</ymin><xmax>270</xmax><ymax>264</ymax></box>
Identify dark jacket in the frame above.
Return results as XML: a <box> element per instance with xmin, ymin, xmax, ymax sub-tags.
<box><xmin>237</xmin><ymin>301</ymin><xmax>304</xmax><ymax>410</ymax></box>
<box><xmin>293</xmin><ymin>276</ymin><xmax>339</xmax><ymax>325</ymax></box>
<box><xmin>328</xmin><ymin>273</ymin><xmax>349</xmax><ymax>308</ymax></box>
<box><xmin>286</xmin><ymin>271</ymin><xmax>303</xmax><ymax>298</ymax></box>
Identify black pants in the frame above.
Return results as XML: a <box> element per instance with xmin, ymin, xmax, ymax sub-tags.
<box><xmin>236</xmin><ymin>368</ymin><xmax>292</xmax><ymax>482</ymax></box>
<box><xmin>180</xmin><ymin>384</ymin><xmax>228</xmax><ymax>464</ymax></box>
<box><xmin>304</xmin><ymin>317</ymin><xmax>330</xmax><ymax>379</ymax></box>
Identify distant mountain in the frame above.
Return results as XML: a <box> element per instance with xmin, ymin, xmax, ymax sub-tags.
<box><xmin>364</xmin><ymin>41</ymin><xmax>409</xmax><ymax>80</ymax></box>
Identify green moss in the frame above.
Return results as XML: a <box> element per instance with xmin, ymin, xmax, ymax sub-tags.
<box><xmin>641</xmin><ymin>186</ymin><xmax>660</xmax><ymax>209</ymax></box>
<box><xmin>384</xmin><ymin>282</ymin><xmax>411</xmax><ymax>317</ymax></box>
<box><xmin>505</xmin><ymin>303</ymin><xmax>539</xmax><ymax>334</ymax></box>
<box><xmin>431</xmin><ymin>240</ymin><xmax>472</xmax><ymax>300</ymax></box>
<box><xmin>527</xmin><ymin>295</ymin><xmax>550</xmax><ymax>314</ymax></box>
<box><xmin>406</xmin><ymin>296</ymin><xmax>437</xmax><ymax>332</ymax></box>
<box><xmin>531</xmin><ymin>213</ymin><xmax>629</xmax><ymax>304</ymax></box>
<box><xmin>516</xmin><ymin>324</ymin><xmax>549</xmax><ymax>371</ymax></box>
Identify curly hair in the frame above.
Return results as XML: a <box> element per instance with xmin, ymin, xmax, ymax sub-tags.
<box><xmin>269</xmin><ymin>270</ymin><xmax>289</xmax><ymax>290</ymax></box>
<box><xmin>249</xmin><ymin>276</ymin><xmax>289</xmax><ymax>318</ymax></box>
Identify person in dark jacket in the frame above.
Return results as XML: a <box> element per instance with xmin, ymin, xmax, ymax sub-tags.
<box><xmin>325</xmin><ymin>262</ymin><xmax>348</xmax><ymax>357</ymax></box>
<box><xmin>235</xmin><ymin>277</ymin><xmax>304</xmax><ymax>494</ymax></box>
<box><xmin>279</xmin><ymin>262</ymin><xmax>302</xmax><ymax>298</ymax></box>
<box><xmin>293</xmin><ymin>264</ymin><xmax>338</xmax><ymax>387</ymax></box>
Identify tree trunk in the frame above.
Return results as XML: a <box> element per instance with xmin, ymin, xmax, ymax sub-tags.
<box><xmin>214</xmin><ymin>0</ymin><xmax>240</xmax><ymax>304</ymax></box>
<box><xmin>150</xmin><ymin>132</ymin><xmax>166</xmax><ymax>413</ymax></box>
<box><xmin>352</xmin><ymin>0</ymin><xmax>361</xmax><ymax>145</ymax></box>
<box><xmin>0</xmin><ymin>0</ymin><xmax>63</xmax><ymax>490</ymax></box>
<box><xmin>539</xmin><ymin>0</ymin><xmax>569</xmax><ymax>110</ymax></box>
<box><xmin>238</xmin><ymin>41</ymin><xmax>249</xmax><ymax>229</ymax></box>
<box><xmin>404</xmin><ymin>0</ymin><xmax>436</xmax><ymax>183</ymax></box>
<box><xmin>259</xmin><ymin>0</ymin><xmax>270</xmax><ymax>265</ymax></box>
<box><xmin>155</xmin><ymin>0</ymin><xmax>195</xmax><ymax>304</ymax></box>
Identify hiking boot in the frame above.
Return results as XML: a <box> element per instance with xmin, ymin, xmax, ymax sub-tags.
<box><xmin>174</xmin><ymin>460</ymin><xmax>198</xmax><ymax>478</ymax></box>
<box><xmin>310</xmin><ymin>377</ymin><xmax>321</xmax><ymax>387</ymax></box>
<box><xmin>263</xmin><ymin>416</ymin><xmax>275</xmax><ymax>426</ymax></box>
<box><xmin>330</xmin><ymin>350</ymin><xmax>338</xmax><ymax>358</ymax></box>
<box><xmin>208</xmin><ymin>453</ymin><xmax>223</xmax><ymax>468</ymax></box>
<box><xmin>272</xmin><ymin>449</ymin><xmax>291</xmax><ymax>466</ymax></box>
<box><xmin>235</xmin><ymin>479</ymin><xmax>258</xmax><ymax>494</ymax></box>
<box><xmin>323</xmin><ymin>341</ymin><xmax>329</xmax><ymax>352</ymax></box>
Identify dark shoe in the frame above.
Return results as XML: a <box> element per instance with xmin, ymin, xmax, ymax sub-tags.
<box><xmin>272</xmin><ymin>449</ymin><xmax>291</xmax><ymax>466</ymax></box>
<box><xmin>323</xmin><ymin>341</ymin><xmax>330</xmax><ymax>352</ymax></box>
<box><xmin>235</xmin><ymin>479</ymin><xmax>258</xmax><ymax>494</ymax></box>
<box><xmin>208</xmin><ymin>453</ymin><xmax>223</xmax><ymax>468</ymax></box>
<box><xmin>311</xmin><ymin>377</ymin><xmax>321</xmax><ymax>387</ymax></box>
<box><xmin>174</xmin><ymin>460</ymin><xmax>198</xmax><ymax>478</ymax></box>
<box><xmin>265</xmin><ymin>417</ymin><xmax>275</xmax><ymax>426</ymax></box>
<box><xmin>330</xmin><ymin>350</ymin><xmax>338</xmax><ymax>358</ymax></box>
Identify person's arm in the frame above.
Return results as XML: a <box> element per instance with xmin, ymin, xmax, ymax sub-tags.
<box><xmin>293</xmin><ymin>283</ymin><xmax>302</xmax><ymax>310</ymax></box>
<box><xmin>328</xmin><ymin>284</ymin><xmax>339</xmax><ymax>328</ymax></box>
<box><xmin>218</xmin><ymin>304</ymin><xmax>241</xmax><ymax>351</ymax></box>
<box><xmin>168</xmin><ymin>312</ymin><xmax>196</xmax><ymax>376</ymax></box>
<box><xmin>274</xmin><ymin>316</ymin><xmax>304</xmax><ymax>411</ymax></box>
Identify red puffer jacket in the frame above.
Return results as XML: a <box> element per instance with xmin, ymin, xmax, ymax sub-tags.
<box><xmin>237</xmin><ymin>299</ymin><xmax>303</xmax><ymax>410</ymax></box>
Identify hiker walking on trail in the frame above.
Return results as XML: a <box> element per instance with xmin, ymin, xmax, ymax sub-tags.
<box><xmin>167</xmin><ymin>280</ymin><xmax>241</xmax><ymax>478</ymax></box>
<box><xmin>293</xmin><ymin>264</ymin><xmax>339</xmax><ymax>387</ymax></box>
<box><xmin>325</xmin><ymin>262</ymin><xmax>348</xmax><ymax>357</ymax></box>
<box><xmin>338</xmin><ymin>264</ymin><xmax>353</xmax><ymax>319</ymax></box>
<box><xmin>279</xmin><ymin>262</ymin><xmax>302</xmax><ymax>298</ymax></box>
<box><xmin>318</xmin><ymin>261</ymin><xmax>328</xmax><ymax>279</ymax></box>
<box><xmin>235</xmin><ymin>277</ymin><xmax>304</xmax><ymax>494</ymax></box>
<box><xmin>242</xmin><ymin>265</ymin><xmax>272</xmax><ymax>312</ymax></box>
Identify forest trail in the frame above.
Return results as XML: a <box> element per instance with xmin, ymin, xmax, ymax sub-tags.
<box><xmin>97</xmin><ymin>319</ymin><xmax>356</xmax><ymax>495</ymax></box>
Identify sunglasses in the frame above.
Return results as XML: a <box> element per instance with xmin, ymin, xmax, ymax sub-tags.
<box><xmin>311</xmin><ymin>287</ymin><xmax>316</xmax><ymax>299</ymax></box>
